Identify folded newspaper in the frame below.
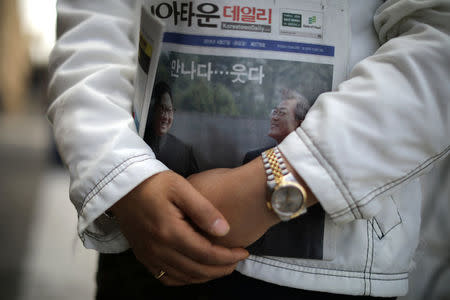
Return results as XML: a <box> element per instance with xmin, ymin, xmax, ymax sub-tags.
<box><xmin>134</xmin><ymin>0</ymin><xmax>349</xmax><ymax>259</ymax></box>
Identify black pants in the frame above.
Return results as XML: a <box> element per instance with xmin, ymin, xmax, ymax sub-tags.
<box><xmin>96</xmin><ymin>250</ymin><xmax>397</xmax><ymax>300</ymax></box>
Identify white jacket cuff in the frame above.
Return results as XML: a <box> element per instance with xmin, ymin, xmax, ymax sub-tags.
<box><xmin>78</xmin><ymin>157</ymin><xmax>168</xmax><ymax>253</ymax></box>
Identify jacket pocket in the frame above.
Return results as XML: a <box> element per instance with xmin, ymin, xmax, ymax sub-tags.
<box><xmin>372</xmin><ymin>196</ymin><xmax>403</xmax><ymax>240</ymax></box>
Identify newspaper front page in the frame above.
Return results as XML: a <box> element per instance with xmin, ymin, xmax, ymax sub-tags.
<box><xmin>134</xmin><ymin>0</ymin><xmax>350</xmax><ymax>259</ymax></box>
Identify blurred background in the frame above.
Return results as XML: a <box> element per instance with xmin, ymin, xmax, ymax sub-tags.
<box><xmin>0</xmin><ymin>0</ymin><xmax>448</xmax><ymax>299</ymax></box>
<box><xmin>0</xmin><ymin>1</ymin><xmax>97</xmax><ymax>299</ymax></box>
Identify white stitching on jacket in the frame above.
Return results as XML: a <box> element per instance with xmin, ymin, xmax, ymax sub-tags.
<box><xmin>330</xmin><ymin>145</ymin><xmax>449</xmax><ymax>219</ymax></box>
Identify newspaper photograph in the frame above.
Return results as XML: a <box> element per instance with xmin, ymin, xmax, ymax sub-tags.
<box><xmin>145</xmin><ymin>50</ymin><xmax>333</xmax><ymax>177</ymax></box>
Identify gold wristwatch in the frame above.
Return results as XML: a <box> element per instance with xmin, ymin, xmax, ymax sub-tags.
<box><xmin>262</xmin><ymin>147</ymin><xmax>307</xmax><ymax>221</ymax></box>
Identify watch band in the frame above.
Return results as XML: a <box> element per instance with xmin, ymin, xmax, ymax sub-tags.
<box><xmin>262</xmin><ymin>147</ymin><xmax>289</xmax><ymax>190</ymax></box>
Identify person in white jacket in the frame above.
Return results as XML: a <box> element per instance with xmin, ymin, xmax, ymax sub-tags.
<box><xmin>47</xmin><ymin>0</ymin><xmax>450</xmax><ymax>299</ymax></box>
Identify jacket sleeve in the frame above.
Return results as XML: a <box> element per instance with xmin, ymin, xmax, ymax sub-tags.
<box><xmin>279</xmin><ymin>0</ymin><xmax>450</xmax><ymax>224</ymax></box>
<box><xmin>47</xmin><ymin>0</ymin><xmax>168</xmax><ymax>253</ymax></box>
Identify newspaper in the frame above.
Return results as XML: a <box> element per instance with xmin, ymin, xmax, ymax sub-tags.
<box><xmin>134</xmin><ymin>0</ymin><xmax>349</xmax><ymax>177</ymax></box>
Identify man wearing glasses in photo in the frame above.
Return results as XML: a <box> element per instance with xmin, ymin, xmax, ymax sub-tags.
<box><xmin>243</xmin><ymin>90</ymin><xmax>311</xmax><ymax>164</ymax></box>
<box><xmin>145</xmin><ymin>81</ymin><xmax>199</xmax><ymax>178</ymax></box>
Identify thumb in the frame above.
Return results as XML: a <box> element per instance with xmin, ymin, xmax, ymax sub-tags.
<box><xmin>174</xmin><ymin>181</ymin><xmax>230</xmax><ymax>237</ymax></box>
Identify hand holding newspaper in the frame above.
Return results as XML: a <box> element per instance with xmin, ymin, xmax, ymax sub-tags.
<box><xmin>132</xmin><ymin>0</ymin><xmax>348</xmax><ymax>261</ymax></box>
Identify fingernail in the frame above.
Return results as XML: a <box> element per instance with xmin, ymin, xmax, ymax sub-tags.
<box><xmin>211</xmin><ymin>219</ymin><xmax>230</xmax><ymax>236</ymax></box>
<box><xmin>239</xmin><ymin>250</ymin><xmax>250</xmax><ymax>259</ymax></box>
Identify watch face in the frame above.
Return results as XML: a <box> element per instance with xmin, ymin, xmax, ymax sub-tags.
<box><xmin>272</xmin><ymin>184</ymin><xmax>304</xmax><ymax>214</ymax></box>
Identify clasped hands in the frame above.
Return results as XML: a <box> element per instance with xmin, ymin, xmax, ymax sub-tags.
<box><xmin>110</xmin><ymin>157</ymin><xmax>282</xmax><ymax>286</ymax></box>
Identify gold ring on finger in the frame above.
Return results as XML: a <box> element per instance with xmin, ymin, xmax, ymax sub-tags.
<box><xmin>155</xmin><ymin>270</ymin><xmax>166</xmax><ymax>280</ymax></box>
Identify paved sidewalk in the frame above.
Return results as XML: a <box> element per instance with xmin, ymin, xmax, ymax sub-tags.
<box><xmin>0</xmin><ymin>114</ymin><xmax>97</xmax><ymax>300</ymax></box>
<box><xmin>17</xmin><ymin>168</ymin><xmax>97</xmax><ymax>300</ymax></box>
